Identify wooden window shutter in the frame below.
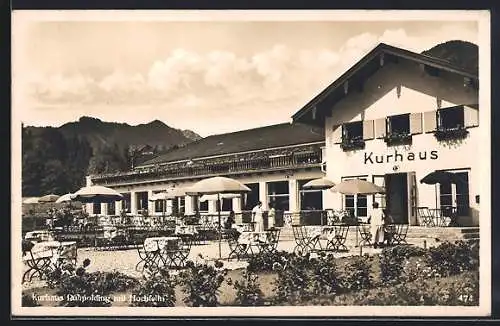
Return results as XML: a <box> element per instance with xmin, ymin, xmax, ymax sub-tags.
<box><xmin>362</xmin><ymin>120</ymin><xmax>374</xmax><ymax>140</ymax></box>
<box><xmin>464</xmin><ymin>105</ymin><xmax>479</xmax><ymax>127</ymax></box>
<box><xmin>409</xmin><ymin>113</ymin><xmax>423</xmax><ymax>135</ymax></box>
<box><xmin>374</xmin><ymin>118</ymin><xmax>386</xmax><ymax>139</ymax></box>
<box><xmin>423</xmin><ymin>111</ymin><xmax>437</xmax><ymax>133</ymax></box>
<box><xmin>332</xmin><ymin>125</ymin><xmax>342</xmax><ymax>144</ymax></box>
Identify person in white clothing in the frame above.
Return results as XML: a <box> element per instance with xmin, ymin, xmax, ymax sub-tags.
<box><xmin>252</xmin><ymin>201</ymin><xmax>264</xmax><ymax>232</ymax></box>
<box><xmin>267</xmin><ymin>203</ymin><xmax>276</xmax><ymax>230</ymax></box>
<box><xmin>370</xmin><ymin>202</ymin><xmax>385</xmax><ymax>248</ymax></box>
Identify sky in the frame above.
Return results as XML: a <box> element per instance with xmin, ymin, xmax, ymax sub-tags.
<box><xmin>12</xmin><ymin>11</ymin><xmax>480</xmax><ymax>137</ymax></box>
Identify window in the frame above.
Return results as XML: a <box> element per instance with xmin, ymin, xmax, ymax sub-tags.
<box><xmin>343</xmin><ymin>177</ymin><xmax>368</xmax><ymax>218</ymax></box>
<box><xmin>435</xmin><ymin>106</ymin><xmax>469</xmax><ymax>141</ymax></box>
<box><xmin>107</xmin><ymin>202</ymin><xmax>116</xmax><ymax>215</ymax></box>
<box><xmin>154</xmin><ymin>198</ymin><xmax>165</xmax><ymax>213</ymax></box>
<box><xmin>298</xmin><ymin>179</ymin><xmax>323</xmax><ymax>210</ymax></box>
<box><xmin>121</xmin><ymin>193</ymin><xmax>131</xmax><ymax>213</ymax></box>
<box><xmin>267</xmin><ymin>181</ymin><xmax>290</xmax><ymax>211</ymax></box>
<box><xmin>385</xmin><ymin>114</ymin><xmax>412</xmax><ymax>145</ymax></box>
<box><xmin>439</xmin><ymin>170</ymin><xmax>470</xmax><ymax>216</ymax></box>
<box><xmin>199</xmin><ymin>200</ymin><xmax>208</xmax><ymax>212</ymax></box>
<box><xmin>438</xmin><ymin>106</ymin><xmax>464</xmax><ymax>130</ymax></box>
<box><xmin>341</xmin><ymin>121</ymin><xmax>365</xmax><ymax>151</ymax></box>
<box><xmin>221</xmin><ymin>198</ymin><xmax>233</xmax><ymax>211</ymax></box>
<box><xmin>93</xmin><ymin>202</ymin><xmax>101</xmax><ymax>215</ymax></box>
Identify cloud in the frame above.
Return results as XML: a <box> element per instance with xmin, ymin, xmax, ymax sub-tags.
<box><xmin>21</xmin><ymin>24</ymin><xmax>478</xmax><ymax>134</ymax></box>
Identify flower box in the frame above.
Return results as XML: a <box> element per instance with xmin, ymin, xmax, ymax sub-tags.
<box><xmin>434</xmin><ymin>127</ymin><xmax>469</xmax><ymax>141</ymax></box>
<box><xmin>340</xmin><ymin>137</ymin><xmax>365</xmax><ymax>151</ymax></box>
<box><xmin>384</xmin><ymin>132</ymin><xmax>412</xmax><ymax>146</ymax></box>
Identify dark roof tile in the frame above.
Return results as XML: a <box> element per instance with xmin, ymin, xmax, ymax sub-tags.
<box><xmin>138</xmin><ymin>122</ymin><xmax>324</xmax><ymax>167</ymax></box>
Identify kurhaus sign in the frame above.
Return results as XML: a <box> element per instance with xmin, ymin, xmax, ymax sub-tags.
<box><xmin>364</xmin><ymin>150</ymin><xmax>438</xmax><ymax>164</ymax></box>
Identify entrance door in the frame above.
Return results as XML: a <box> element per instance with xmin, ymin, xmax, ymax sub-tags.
<box><xmin>385</xmin><ymin>173</ymin><xmax>409</xmax><ymax>224</ymax></box>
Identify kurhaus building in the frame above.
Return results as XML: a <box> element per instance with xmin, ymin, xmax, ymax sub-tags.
<box><xmin>86</xmin><ymin>122</ymin><xmax>327</xmax><ymax>223</ymax></box>
<box><xmin>292</xmin><ymin>43</ymin><xmax>480</xmax><ymax>226</ymax></box>
<box><xmin>88</xmin><ymin>42</ymin><xmax>480</xmax><ymax>227</ymax></box>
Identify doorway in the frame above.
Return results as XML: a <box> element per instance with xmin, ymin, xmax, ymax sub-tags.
<box><xmin>385</xmin><ymin>173</ymin><xmax>409</xmax><ymax>224</ymax></box>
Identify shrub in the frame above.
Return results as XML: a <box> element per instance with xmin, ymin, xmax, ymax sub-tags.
<box><xmin>271</xmin><ymin>254</ymin><xmax>312</xmax><ymax>304</ymax></box>
<box><xmin>247</xmin><ymin>250</ymin><xmax>292</xmax><ymax>273</ymax></box>
<box><xmin>353</xmin><ymin>271</ymin><xmax>479</xmax><ymax>306</ymax></box>
<box><xmin>308</xmin><ymin>253</ymin><xmax>340</xmax><ymax>296</ymax></box>
<box><xmin>227</xmin><ymin>270</ymin><xmax>265</xmax><ymax>306</ymax></box>
<box><xmin>339</xmin><ymin>255</ymin><xmax>373</xmax><ymax>292</ymax></box>
<box><xmin>379</xmin><ymin>247</ymin><xmax>406</xmax><ymax>285</ymax></box>
<box><xmin>47</xmin><ymin>259</ymin><xmax>139</xmax><ymax>307</ymax></box>
<box><xmin>177</xmin><ymin>260</ymin><xmax>227</xmax><ymax>307</ymax></box>
<box><xmin>426</xmin><ymin>241</ymin><xmax>479</xmax><ymax>277</ymax></box>
<box><xmin>130</xmin><ymin>268</ymin><xmax>176</xmax><ymax>307</ymax></box>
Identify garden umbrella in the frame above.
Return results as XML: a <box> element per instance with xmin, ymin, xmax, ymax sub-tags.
<box><xmin>420</xmin><ymin>170</ymin><xmax>464</xmax><ymax>209</ymax></box>
<box><xmin>55</xmin><ymin>193</ymin><xmax>73</xmax><ymax>203</ymax></box>
<box><xmin>331</xmin><ymin>179</ymin><xmax>385</xmax><ymax>195</ymax></box>
<box><xmin>302</xmin><ymin>177</ymin><xmax>335</xmax><ymax>190</ymax></box>
<box><xmin>23</xmin><ymin>197</ymin><xmax>40</xmax><ymax>204</ymax></box>
<box><xmin>186</xmin><ymin>176</ymin><xmax>251</xmax><ymax>258</ymax></box>
<box><xmin>38</xmin><ymin>194</ymin><xmax>60</xmax><ymax>203</ymax></box>
<box><xmin>71</xmin><ymin>185</ymin><xmax>123</xmax><ymax>203</ymax></box>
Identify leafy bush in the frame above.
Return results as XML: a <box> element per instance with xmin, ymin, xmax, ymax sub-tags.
<box><xmin>339</xmin><ymin>255</ymin><xmax>373</xmax><ymax>292</ymax></box>
<box><xmin>426</xmin><ymin>241</ymin><xmax>479</xmax><ymax>277</ymax></box>
<box><xmin>247</xmin><ymin>250</ymin><xmax>292</xmax><ymax>273</ymax></box>
<box><xmin>177</xmin><ymin>260</ymin><xmax>227</xmax><ymax>307</ymax></box>
<box><xmin>227</xmin><ymin>270</ymin><xmax>265</xmax><ymax>306</ymax></box>
<box><xmin>130</xmin><ymin>268</ymin><xmax>176</xmax><ymax>307</ymax></box>
<box><xmin>271</xmin><ymin>254</ymin><xmax>312</xmax><ymax>304</ymax></box>
<box><xmin>353</xmin><ymin>271</ymin><xmax>479</xmax><ymax>306</ymax></box>
<box><xmin>308</xmin><ymin>253</ymin><xmax>340</xmax><ymax>296</ymax></box>
<box><xmin>379</xmin><ymin>247</ymin><xmax>406</xmax><ymax>285</ymax></box>
<box><xmin>47</xmin><ymin>259</ymin><xmax>138</xmax><ymax>307</ymax></box>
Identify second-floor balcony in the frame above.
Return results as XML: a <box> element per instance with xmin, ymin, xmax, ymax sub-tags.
<box><xmin>92</xmin><ymin>144</ymin><xmax>323</xmax><ymax>186</ymax></box>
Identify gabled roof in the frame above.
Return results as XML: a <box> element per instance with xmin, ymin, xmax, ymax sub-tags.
<box><xmin>292</xmin><ymin>43</ymin><xmax>479</xmax><ymax>125</ymax></box>
<box><xmin>137</xmin><ymin>122</ymin><xmax>324</xmax><ymax>167</ymax></box>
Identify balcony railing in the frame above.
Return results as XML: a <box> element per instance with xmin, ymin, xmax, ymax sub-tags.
<box><xmin>92</xmin><ymin>146</ymin><xmax>323</xmax><ymax>185</ymax></box>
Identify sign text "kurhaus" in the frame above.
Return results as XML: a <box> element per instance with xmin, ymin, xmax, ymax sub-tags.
<box><xmin>364</xmin><ymin>150</ymin><xmax>438</xmax><ymax>164</ymax></box>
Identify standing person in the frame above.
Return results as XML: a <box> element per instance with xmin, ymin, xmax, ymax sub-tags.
<box><xmin>225</xmin><ymin>210</ymin><xmax>235</xmax><ymax>230</ymax></box>
<box><xmin>252</xmin><ymin>201</ymin><xmax>264</xmax><ymax>232</ymax></box>
<box><xmin>267</xmin><ymin>203</ymin><xmax>276</xmax><ymax>230</ymax></box>
<box><xmin>370</xmin><ymin>202</ymin><xmax>385</xmax><ymax>248</ymax></box>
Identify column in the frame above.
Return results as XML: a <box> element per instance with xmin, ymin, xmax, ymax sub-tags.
<box><xmin>232</xmin><ymin>196</ymin><xmax>242</xmax><ymax>213</ymax></box>
<box><xmin>259</xmin><ymin>181</ymin><xmax>268</xmax><ymax>210</ymax></box>
<box><xmin>289</xmin><ymin>179</ymin><xmax>300</xmax><ymax>225</ymax></box>
<box><xmin>233</xmin><ymin>196</ymin><xmax>242</xmax><ymax>224</ymax></box>
<box><xmin>208</xmin><ymin>200</ymin><xmax>217</xmax><ymax>214</ymax></box>
<box><xmin>86</xmin><ymin>203</ymin><xmax>93</xmax><ymax>215</ymax></box>
<box><xmin>288</xmin><ymin>179</ymin><xmax>299</xmax><ymax>212</ymax></box>
<box><xmin>130</xmin><ymin>191</ymin><xmax>138</xmax><ymax>215</ymax></box>
<box><xmin>147</xmin><ymin>190</ymin><xmax>155</xmax><ymax>215</ymax></box>
<box><xmin>185</xmin><ymin>195</ymin><xmax>194</xmax><ymax>215</ymax></box>
<box><xmin>115</xmin><ymin>200</ymin><xmax>123</xmax><ymax>215</ymax></box>
<box><xmin>101</xmin><ymin>203</ymin><xmax>108</xmax><ymax>216</ymax></box>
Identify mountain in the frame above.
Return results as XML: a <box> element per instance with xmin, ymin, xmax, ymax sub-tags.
<box><xmin>46</xmin><ymin>116</ymin><xmax>202</xmax><ymax>150</ymax></box>
<box><xmin>421</xmin><ymin>40</ymin><xmax>478</xmax><ymax>74</ymax></box>
<box><xmin>22</xmin><ymin>117</ymin><xmax>202</xmax><ymax>196</ymax></box>
<box><xmin>181</xmin><ymin>129</ymin><xmax>203</xmax><ymax>142</ymax></box>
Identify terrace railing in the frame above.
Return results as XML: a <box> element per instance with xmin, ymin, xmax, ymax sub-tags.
<box><xmin>92</xmin><ymin>145</ymin><xmax>323</xmax><ymax>185</ymax></box>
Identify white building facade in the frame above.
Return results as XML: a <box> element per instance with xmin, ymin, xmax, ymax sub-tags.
<box><xmin>293</xmin><ymin>43</ymin><xmax>480</xmax><ymax>226</ymax></box>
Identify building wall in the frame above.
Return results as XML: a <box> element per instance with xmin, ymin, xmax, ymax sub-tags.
<box><xmin>322</xmin><ymin>61</ymin><xmax>480</xmax><ymax>226</ymax></box>
<box><xmin>91</xmin><ymin>169</ymin><xmax>325</xmax><ymax>216</ymax></box>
